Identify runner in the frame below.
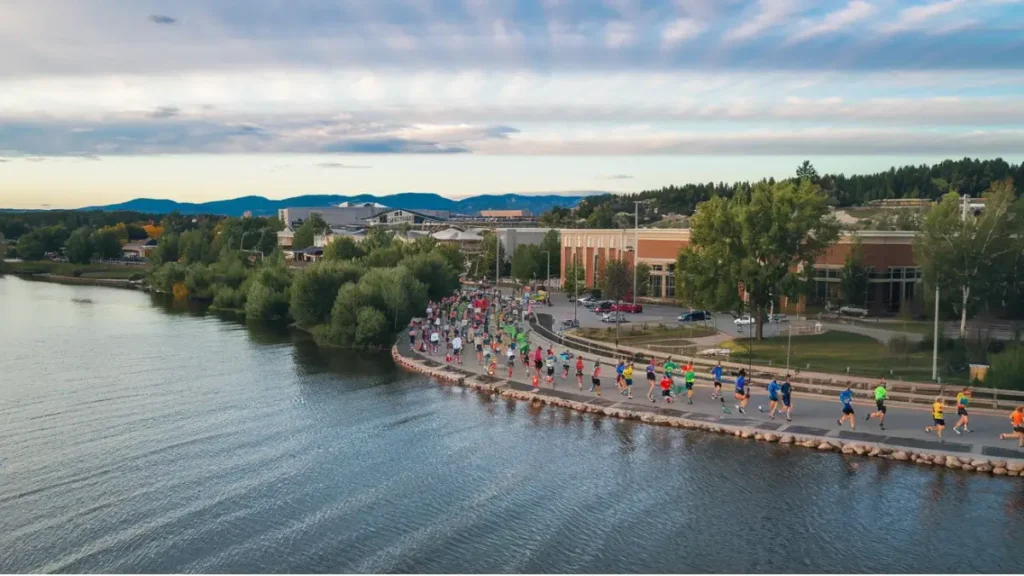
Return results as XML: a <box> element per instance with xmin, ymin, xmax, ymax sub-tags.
<box><xmin>521</xmin><ymin>345</ymin><xmax>531</xmax><ymax>378</ymax></box>
<box><xmin>451</xmin><ymin>334</ymin><xmax>463</xmax><ymax>365</ymax></box>
<box><xmin>779</xmin><ymin>375</ymin><xmax>793</xmax><ymax>421</ymax></box>
<box><xmin>623</xmin><ymin>362</ymin><xmax>634</xmax><ymax>399</ymax></box>
<box><xmin>430</xmin><ymin>328</ymin><xmax>440</xmax><ymax>355</ymax></box>
<box><xmin>761</xmin><ymin>378</ymin><xmax>781</xmax><ymax>418</ymax></box>
<box><xmin>684</xmin><ymin>362</ymin><xmax>696</xmax><ymax>405</ymax></box>
<box><xmin>660</xmin><ymin>372</ymin><xmax>673</xmax><ymax>403</ymax></box>
<box><xmin>710</xmin><ymin>361</ymin><xmax>724</xmax><ymax>401</ymax></box>
<box><xmin>533</xmin><ymin>346</ymin><xmax>544</xmax><ymax>379</ymax></box>
<box><xmin>615</xmin><ymin>359</ymin><xmax>626</xmax><ymax>393</ymax></box>
<box><xmin>560</xmin><ymin>349</ymin><xmax>571</xmax><ymax>380</ymax></box>
<box><xmin>925</xmin><ymin>397</ymin><xmax>945</xmax><ymax>441</ymax></box>
<box><xmin>591</xmin><ymin>360</ymin><xmax>602</xmax><ymax>396</ymax></box>
<box><xmin>506</xmin><ymin>345</ymin><xmax>516</xmax><ymax>378</ymax></box>
<box><xmin>867</xmin><ymin>379</ymin><xmax>887</xmax><ymax>430</ymax></box>
<box><xmin>838</xmin><ymin>386</ymin><xmax>856</xmax><ymax>429</ymax></box>
<box><xmin>575</xmin><ymin>355</ymin><xmax>585</xmax><ymax>390</ymax></box>
<box><xmin>664</xmin><ymin>357</ymin><xmax>678</xmax><ymax>383</ymax></box>
<box><xmin>487</xmin><ymin>351</ymin><xmax>498</xmax><ymax>376</ymax></box>
<box><xmin>734</xmin><ymin>369</ymin><xmax>749</xmax><ymax>414</ymax></box>
<box><xmin>531</xmin><ymin>372</ymin><xmax>540</xmax><ymax>392</ymax></box>
<box><xmin>545</xmin><ymin>350</ymin><xmax>556</xmax><ymax>386</ymax></box>
<box><xmin>999</xmin><ymin>406</ymin><xmax>1024</xmax><ymax>448</ymax></box>
<box><xmin>953</xmin><ymin>387</ymin><xmax>972</xmax><ymax>435</ymax></box>
<box><xmin>482</xmin><ymin>346</ymin><xmax>493</xmax><ymax>374</ymax></box>
<box><xmin>474</xmin><ymin>332</ymin><xmax>484</xmax><ymax>364</ymax></box>
<box><xmin>408</xmin><ymin>325</ymin><xmax>417</xmax><ymax>348</ymax></box>
<box><xmin>646</xmin><ymin>358</ymin><xmax>657</xmax><ymax>403</ymax></box>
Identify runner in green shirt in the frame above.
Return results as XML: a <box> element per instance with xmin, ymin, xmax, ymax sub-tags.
<box><xmin>684</xmin><ymin>363</ymin><xmax>696</xmax><ymax>405</ymax></box>
<box><xmin>663</xmin><ymin>357</ymin><xmax>680</xmax><ymax>396</ymax></box>
<box><xmin>867</xmin><ymin>378</ymin><xmax>888</xmax><ymax>430</ymax></box>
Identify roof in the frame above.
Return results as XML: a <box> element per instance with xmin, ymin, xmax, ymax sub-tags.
<box><xmin>371</xmin><ymin>208</ymin><xmax>448</xmax><ymax>222</ymax></box>
<box><xmin>480</xmin><ymin>209</ymin><xmax>527</xmax><ymax>217</ymax></box>
<box><xmin>293</xmin><ymin>246</ymin><xmax>324</xmax><ymax>254</ymax></box>
<box><xmin>431</xmin><ymin>228</ymin><xmax>484</xmax><ymax>242</ymax></box>
<box><xmin>281</xmin><ymin>206</ymin><xmax>386</xmax><ymax>227</ymax></box>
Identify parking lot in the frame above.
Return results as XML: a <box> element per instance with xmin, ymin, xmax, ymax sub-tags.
<box><xmin>543</xmin><ymin>293</ymin><xmax>791</xmax><ymax>338</ymax></box>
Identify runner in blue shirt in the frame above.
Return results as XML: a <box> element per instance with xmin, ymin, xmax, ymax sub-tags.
<box><xmin>615</xmin><ymin>360</ymin><xmax>626</xmax><ymax>393</ymax></box>
<box><xmin>838</xmin><ymin>386</ymin><xmax>856</xmax><ymax>429</ymax></box>
<box><xmin>645</xmin><ymin>359</ymin><xmax>658</xmax><ymax>403</ymax></box>
<box><xmin>734</xmin><ymin>369</ymin><xmax>749</xmax><ymax>414</ymax></box>
<box><xmin>710</xmin><ymin>361</ymin><xmax>724</xmax><ymax>401</ymax></box>
<box><xmin>761</xmin><ymin>378</ymin><xmax>781</xmax><ymax>419</ymax></box>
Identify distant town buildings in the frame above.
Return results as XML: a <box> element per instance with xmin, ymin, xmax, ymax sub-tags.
<box><xmin>479</xmin><ymin>209</ymin><xmax>530</xmax><ymax>220</ymax></box>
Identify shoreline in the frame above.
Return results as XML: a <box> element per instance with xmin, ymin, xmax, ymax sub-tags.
<box><xmin>10</xmin><ymin>273</ymin><xmax>145</xmax><ymax>291</ymax></box>
<box><xmin>392</xmin><ymin>343</ymin><xmax>1024</xmax><ymax>478</ymax></box>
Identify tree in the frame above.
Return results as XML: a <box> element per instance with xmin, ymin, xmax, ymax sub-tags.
<box><xmin>796</xmin><ymin>160</ymin><xmax>819</xmax><ymax>182</ymax></box>
<box><xmin>635</xmin><ymin>261</ymin><xmax>651</xmax><ymax>298</ymax></box>
<box><xmin>354</xmin><ymin>306</ymin><xmax>390</xmax><ymax>347</ymax></box>
<box><xmin>292</xmin><ymin>214</ymin><xmax>329</xmax><ymax>250</ymax></box>
<box><xmin>676</xmin><ymin>179</ymin><xmax>840</xmax><ymax>339</ymax></box>
<box><xmin>563</xmin><ymin>258</ymin><xmax>586</xmax><ymax>296</ymax></box>
<box><xmin>323</xmin><ymin>236</ymin><xmax>364</xmax><ymax>261</ymax></box>
<box><xmin>434</xmin><ymin>242</ymin><xmax>466</xmax><ymax>275</ymax></box>
<box><xmin>151</xmin><ymin>233</ymin><xmax>180</xmax><ymax>265</ymax></box>
<box><xmin>916</xmin><ymin>181</ymin><xmax>1023</xmax><ymax>338</ymax></box>
<box><xmin>65</xmin><ymin>227</ymin><xmax>94</xmax><ymax>264</ymax></box>
<box><xmin>290</xmin><ymin>261</ymin><xmax>365</xmax><ymax>327</ymax></box>
<box><xmin>601</xmin><ymin>258</ymin><xmax>632</xmax><ymax>303</ymax></box>
<box><xmin>15</xmin><ymin>232</ymin><xmax>46</xmax><ymax>261</ymax></box>
<box><xmin>839</xmin><ymin>239</ymin><xmax>870</xmax><ymax>307</ymax></box>
<box><xmin>402</xmin><ymin>251</ymin><xmax>460</xmax><ymax>302</ymax></box>
<box><xmin>91</xmin><ymin>228</ymin><xmax>123</xmax><ymax>260</ymax></box>
<box><xmin>510</xmin><ymin>244</ymin><xmax>541</xmax><ymax>284</ymax></box>
<box><xmin>538</xmin><ymin>229</ymin><xmax>561</xmax><ymax>279</ymax></box>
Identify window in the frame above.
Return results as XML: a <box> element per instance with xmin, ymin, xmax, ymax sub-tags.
<box><xmin>652</xmin><ymin>264</ymin><xmax>663</xmax><ymax>272</ymax></box>
<box><xmin>598</xmin><ymin>238</ymin><xmax>603</xmax><ymax>249</ymax></box>
<box><xmin>650</xmin><ymin>275</ymin><xmax>662</xmax><ymax>298</ymax></box>
<box><xmin>665</xmin><ymin>273</ymin><xmax>675</xmax><ymax>298</ymax></box>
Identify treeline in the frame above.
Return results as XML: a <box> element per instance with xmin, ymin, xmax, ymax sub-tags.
<box><xmin>0</xmin><ymin>210</ymin><xmax>162</xmax><ymax>241</ymax></box>
<box><xmin>540</xmin><ymin>157</ymin><xmax>1024</xmax><ymax>228</ymax></box>
<box><xmin>150</xmin><ymin>226</ymin><xmax>466</xmax><ymax>349</ymax></box>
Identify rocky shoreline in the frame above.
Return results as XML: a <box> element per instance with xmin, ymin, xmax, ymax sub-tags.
<box><xmin>392</xmin><ymin>344</ymin><xmax>1024</xmax><ymax>478</ymax></box>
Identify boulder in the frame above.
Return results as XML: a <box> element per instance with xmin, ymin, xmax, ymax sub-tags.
<box><xmin>868</xmin><ymin>447</ymin><xmax>882</xmax><ymax>457</ymax></box>
<box><xmin>961</xmin><ymin>464</ymin><xmax>975</xmax><ymax>472</ymax></box>
<box><xmin>994</xmin><ymin>467</ymin><xmax>1008</xmax><ymax>476</ymax></box>
<box><xmin>779</xmin><ymin>435</ymin><xmax>794</xmax><ymax>444</ymax></box>
<box><xmin>741</xmin><ymin>431</ymin><xmax>754</xmax><ymax>439</ymax></box>
<box><xmin>754</xmin><ymin>433</ymin><xmax>764</xmax><ymax>441</ymax></box>
<box><xmin>765</xmin><ymin>433</ymin><xmax>779</xmax><ymax>443</ymax></box>
<box><xmin>916</xmin><ymin>458</ymin><xmax>932</xmax><ymax>466</ymax></box>
<box><xmin>853</xmin><ymin>445</ymin><xmax>867</xmax><ymax>456</ymax></box>
<box><xmin>818</xmin><ymin>442</ymin><xmax>833</xmax><ymax>451</ymax></box>
<box><xmin>971</xmin><ymin>460</ymin><xmax>990</xmax><ymax>468</ymax></box>
<box><xmin>892</xmin><ymin>451</ymin><xmax>909</xmax><ymax>461</ymax></box>
<box><xmin>734</xmin><ymin>430</ymin><xmax>743</xmax><ymax>437</ymax></box>
<box><xmin>958</xmin><ymin>456</ymin><xmax>973</xmax><ymax>465</ymax></box>
<box><xmin>992</xmin><ymin>460</ymin><xmax>1009</xmax><ymax>469</ymax></box>
<box><xmin>1009</xmin><ymin>470</ymin><xmax>1020</xmax><ymax>477</ymax></box>
<box><xmin>932</xmin><ymin>454</ymin><xmax>947</xmax><ymax>465</ymax></box>
<box><xmin>841</xmin><ymin>445</ymin><xmax>856</xmax><ymax>454</ymax></box>
<box><xmin>1007</xmin><ymin>462</ymin><xmax>1024</xmax><ymax>473</ymax></box>
<box><xmin>945</xmin><ymin>459</ymin><xmax>961</xmax><ymax>469</ymax></box>
<box><xmin>976</xmin><ymin>464</ymin><xmax>993</xmax><ymax>473</ymax></box>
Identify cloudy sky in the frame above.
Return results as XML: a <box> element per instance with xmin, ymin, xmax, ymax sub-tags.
<box><xmin>2</xmin><ymin>0</ymin><xmax>1023</xmax><ymax>208</ymax></box>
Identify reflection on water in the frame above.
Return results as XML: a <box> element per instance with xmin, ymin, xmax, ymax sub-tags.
<box><xmin>2</xmin><ymin>276</ymin><xmax>1024</xmax><ymax>574</ymax></box>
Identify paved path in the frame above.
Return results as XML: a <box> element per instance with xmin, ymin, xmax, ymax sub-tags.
<box><xmin>404</xmin><ymin>328</ymin><xmax>1024</xmax><ymax>461</ymax></box>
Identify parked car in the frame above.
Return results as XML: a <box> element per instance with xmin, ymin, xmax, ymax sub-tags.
<box><xmin>593</xmin><ymin>301</ymin><xmax>615</xmax><ymax>314</ymax></box>
<box><xmin>734</xmin><ymin>315</ymin><xmax>756</xmax><ymax>326</ymax></box>
<box><xmin>577</xmin><ymin>295</ymin><xmax>595</xmax><ymax>307</ymax></box>
<box><xmin>839</xmin><ymin>306</ymin><xmax>869</xmax><ymax>318</ymax></box>
<box><xmin>769</xmin><ymin>313</ymin><xmax>789</xmax><ymax>323</ymax></box>
<box><xmin>678</xmin><ymin>310</ymin><xmax>712</xmax><ymax>322</ymax></box>
<box><xmin>601</xmin><ymin>312</ymin><xmax>629</xmax><ymax>323</ymax></box>
<box><xmin>611</xmin><ymin>302</ymin><xmax>643</xmax><ymax>313</ymax></box>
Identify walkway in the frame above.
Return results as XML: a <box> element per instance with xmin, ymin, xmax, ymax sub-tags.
<box><xmin>398</xmin><ymin>333</ymin><xmax>1024</xmax><ymax>463</ymax></box>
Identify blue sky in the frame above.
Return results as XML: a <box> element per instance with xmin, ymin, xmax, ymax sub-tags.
<box><xmin>1</xmin><ymin>0</ymin><xmax>1023</xmax><ymax>208</ymax></box>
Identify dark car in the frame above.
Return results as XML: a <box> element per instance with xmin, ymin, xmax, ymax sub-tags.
<box><xmin>593</xmin><ymin>301</ymin><xmax>614</xmax><ymax>314</ymax></box>
<box><xmin>678</xmin><ymin>310</ymin><xmax>712</xmax><ymax>322</ymax></box>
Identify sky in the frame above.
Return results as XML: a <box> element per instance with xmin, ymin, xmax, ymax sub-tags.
<box><xmin>1</xmin><ymin>0</ymin><xmax>1024</xmax><ymax>209</ymax></box>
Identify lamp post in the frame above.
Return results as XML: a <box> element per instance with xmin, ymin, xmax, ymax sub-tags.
<box><xmin>573</xmin><ymin>253</ymin><xmax>579</xmax><ymax>324</ymax></box>
<box><xmin>542</xmin><ymin>250</ymin><xmax>550</xmax><ymax>287</ymax></box>
<box><xmin>932</xmin><ymin>285</ymin><xmax>939</xmax><ymax>381</ymax></box>
<box><xmin>786</xmin><ymin>324</ymin><xmax>792</xmax><ymax>374</ymax></box>
<box><xmin>631</xmin><ymin>200</ymin><xmax>651</xmax><ymax>304</ymax></box>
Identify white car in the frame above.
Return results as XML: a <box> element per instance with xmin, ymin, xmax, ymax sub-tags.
<box><xmin>734</xmin><ymin>315</ymin><xmax>755</xmax><ymax>326</ymax></box>
<box><xmin>601</xmin><ymin>312</ymin><xmax>628</xmax><ymax>323</ymax></box>
<box><xmin>839</xmin><ymin>306</ymin><xmax>869</xmax><ymax>318</ymax></box>
<box><xmin>769</xmin><ymin>314</ymin><xmax>789</xmax><ymax>323</ymax></box>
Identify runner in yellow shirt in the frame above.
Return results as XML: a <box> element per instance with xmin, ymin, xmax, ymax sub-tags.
<box><xmin>925</xmin><ymin>397</ymin><xmax>945</xmax><ymax>441</ymax></box>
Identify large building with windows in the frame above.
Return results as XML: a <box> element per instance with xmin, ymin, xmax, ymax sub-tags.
<box><xmin>559</xmin><ymin>228</ymin><xmax>921</xmax><ymax>313</ymax></box>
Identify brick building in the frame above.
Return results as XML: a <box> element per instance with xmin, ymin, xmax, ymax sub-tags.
<box><xmin>559</xmin><ymin>229</ymin><xmax>921</xmax><ymax>313</ymax></box>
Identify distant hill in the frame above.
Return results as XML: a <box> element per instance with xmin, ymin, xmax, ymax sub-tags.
<box><xmin>82</xmin><ymin>192</ymin><xmax>599</xmax><ymax>217</ymax></box>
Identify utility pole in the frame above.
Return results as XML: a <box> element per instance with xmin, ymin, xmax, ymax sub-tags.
<box><xmin>543</xmin><ymin>250</ymin><xmax>550</xmax><ymax>287</ymax></box>
<box><xmin>932</xmin><ymin>284</ymin><xmax>939</xmax><ymax>381</ymax></box>
<box><xmin>786</xmin><ymin>324</ymin><xmax>792</xmax><ymax>374</ymax></box>
<box><xmin>633</xmin><ymin>202</ymin><xmax>639</xmax><ymax>304</ymax></box>
<box><xmin>573</xmin><ymin>253</ymin><xmax>579</xmax><ymax>324</ymax></box>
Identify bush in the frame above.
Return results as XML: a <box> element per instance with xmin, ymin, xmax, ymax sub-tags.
<box><xmin>212</xmin><ymin>286</ymin><xmax>246</xmax><ymax>310</ymax></box>
<box><xmin>355</xmin><ymin>306</ymin><xmax>390</xmax><ymax>347</ymax></box>
<box><xmin>986</xmin><ymin>347</ymin><xmax>1024</xmax><ymax>390</ymax></box>
<box><xmin>71</xmin><ymin>269</ymin><xmax>83</xmax><ymax>278</ymax></box>
<box><xmin>290</xmin><ymin>261</ymin><xmax>364</xmax><ymax>327</ymax></box>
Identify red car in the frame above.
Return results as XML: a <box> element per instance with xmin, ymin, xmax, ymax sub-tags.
<box><xmin>611</xmin><ymin>302</ymin><xmax>643</xmax><ymax>313</ymax></box>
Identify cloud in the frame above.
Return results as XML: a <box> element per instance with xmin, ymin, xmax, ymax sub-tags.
<box><xmin>147</xmin><ymin>106</ymin><xmax>181</xmax><ymax>119</ymax></box>
<box><xmin>605</xmin><ymin>174</ymin><xmax>633</xmax><ymax>179</ymax></box>
<box><xmin>661</xmin><ymin>18</ymin><xmax>706</xmax><ymax>48</ymax></box>
<box><xmin>881</xmin><ymin>0</ymin><xmax>965</xmax><ymax>33</ymax></box>
<box><xmin>149</xmin><ymin>14</ymin><xmax>177</xmax><ymax>25</ymax></box>
<box><xmin>789</xmin><ymin>1</ymin><xmax>877</xmax><ymax>43</ymax></box>
<box><xmin>316</xmin><ymin>162</ymin><xmax>372</xmax><ymax>169</ymax></box>
<box><xmin>723</xmin><ymin>0</ymin><xmax>801</xmax><ymax>43</ymax></box>
<box><xmin>321</xmin><ymin>139</ymin><xmax>469</xmax><ymax>154</ymax></box>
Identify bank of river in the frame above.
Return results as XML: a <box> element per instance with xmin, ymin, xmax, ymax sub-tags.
<box><xmin>2</xmin><ymin>275</ymin><xmax>1024</xmax><ymax>573</ymax></box>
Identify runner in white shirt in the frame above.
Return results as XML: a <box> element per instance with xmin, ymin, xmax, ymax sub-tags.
<box><xmin>429</xmin><ymin>329</ymin><xmax>440</xmax><ymax>355</ymax></box>
<box><xmin>452</xmin><ymin>336</ymin><xmax>463</xmax><ymax>364</ymax></box>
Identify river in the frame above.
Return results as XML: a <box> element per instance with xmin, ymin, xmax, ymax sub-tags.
<box><xmin>2</xmin><ymin>275</ymin><xmax>1023</xmax><ymax>573</ymax></box>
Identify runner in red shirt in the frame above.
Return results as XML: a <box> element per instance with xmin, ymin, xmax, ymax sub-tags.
<box><xmin>575</xmin><ymin>356</ymin><xmax>585</xmax><ymax>390</ymax></box>
<box><xmin>660</xmin><ymin>374</ymin><xmax>674</xmax><ymax>403</ymax></box>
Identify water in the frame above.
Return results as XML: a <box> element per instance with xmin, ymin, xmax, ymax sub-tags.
<box><xmin>2</xmin><ymin>275</ymin><xmax>1023</xmax><ymax>574</ymax></box>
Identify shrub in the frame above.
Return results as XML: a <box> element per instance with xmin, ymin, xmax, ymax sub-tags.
<box><xmin>355</xmin><ymin>306</ymin><xmax>390</xmax><ymax>347</ymax></box>
<box><xmin>986</xmin><ymin>347</ymin><xmax>1024</xmax><ymax>391</ymax></box>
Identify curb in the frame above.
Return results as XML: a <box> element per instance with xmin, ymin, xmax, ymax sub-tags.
<box><xmin>392</xmin><ymin>345</ymin><xmax>1024</xmax><ymax>478</ymax></box>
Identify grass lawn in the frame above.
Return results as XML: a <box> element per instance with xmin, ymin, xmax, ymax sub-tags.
<box><xmin>721</xmin><ymin>330</ymin><xmax>970</xmax><ymax>384</ymax></box>
<box><xmin>5</xmin><ymin>260</ymin><xmax>149</xmax><ymax>280</ymax></box>
<box><xmin>579</xmin><ymin>324</ymin><xmax>718</xmax><ymax>352</ymax></box>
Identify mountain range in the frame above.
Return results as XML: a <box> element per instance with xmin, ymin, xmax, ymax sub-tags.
<box><xmin>82</xmin><ymin>192</ymin><xmax>598</xmax><ymax>217</ymax></box>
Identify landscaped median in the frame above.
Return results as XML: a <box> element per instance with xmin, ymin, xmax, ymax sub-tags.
<box><xmin>391</xmin><ymin>340</ymin><xmax>1024</xmax><ymax>478</ymax></box>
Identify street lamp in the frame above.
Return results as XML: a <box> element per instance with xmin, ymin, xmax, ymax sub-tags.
<box><xmin>632</xmin><ymin>200</ymin><xmax>652</xmax><ymax>305</ymax></box>
<box><xmin>542</xmin><ymin>250</ymin><xmax>551</xmax><ymax>287</ymax></box>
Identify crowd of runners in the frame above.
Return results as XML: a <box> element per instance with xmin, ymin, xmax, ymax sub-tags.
<box><xmin>410</xmin><ymin>286</ymin><xmax>1024</xmax><ymax>449</ymax></box>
